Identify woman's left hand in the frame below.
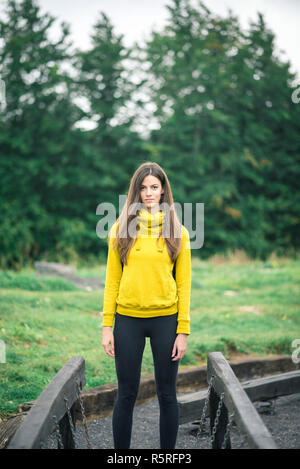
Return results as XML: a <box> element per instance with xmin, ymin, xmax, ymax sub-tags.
<box><xmin>171</xmin><ymin>333</ymin><xmax>188</xmax><ymax>361</ymax></box>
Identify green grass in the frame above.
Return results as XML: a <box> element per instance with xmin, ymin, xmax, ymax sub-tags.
<box><xmin>0</xmin><ymin>254</ymin><xmax>299</xmax><ymax>419</ymax></box>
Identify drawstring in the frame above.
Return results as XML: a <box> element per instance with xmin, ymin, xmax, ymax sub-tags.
<box><xmin>157</xmin><ymin>236</ymin><xmax>163</xmax><ymax>252</ymax></box>
<box><xmin>135</xmin><ymin>235</ymin><xmax>141</xmax><ymax>251</ymax></box>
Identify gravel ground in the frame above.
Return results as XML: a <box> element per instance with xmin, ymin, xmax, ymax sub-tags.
<box><xmin>43</xmin><ymin>392</ymin><xmax>300</xmax><ymax>450</ymax></box>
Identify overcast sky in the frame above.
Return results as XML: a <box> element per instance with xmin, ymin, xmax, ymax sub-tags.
<box><xmin>0</xmin><ymin>0</ymin><xmax>299</xmax><ymax>77</ymax></box>
<box><xmin>29</xmin><ymin>0</ymin><xmax>300</xmax><ymax>79</ymax></box>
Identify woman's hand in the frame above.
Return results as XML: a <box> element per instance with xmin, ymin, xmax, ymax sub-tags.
<box><xmin>171</xmin><ymin>333</ymin><xmax>188</xmax><ymax>361</ymax></box>
<box><xmin>102</xmin><ymin>326</ymin><xmax>115</xmax><ymax>357</ymax></box>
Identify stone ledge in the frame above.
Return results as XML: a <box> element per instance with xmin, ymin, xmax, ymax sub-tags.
<box><xmin>74</xmin><ymin>354</ymin><xmax>299</xmax><ymax>423</ymax></box>
<box><xmin>15</xmin><ymin>355</ymin><xmax>300</xmax><ymax>423</ymax></box>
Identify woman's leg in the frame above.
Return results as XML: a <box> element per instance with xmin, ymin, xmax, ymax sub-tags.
<box><xmin>149</xmin><ymin>314</ymin><xmax>179</xmax><ymax>449</ymax></box>
<box><xmin>112</xmin><ymin>314</ymin><xmax>145</xmax><ymax>449</ymax></box>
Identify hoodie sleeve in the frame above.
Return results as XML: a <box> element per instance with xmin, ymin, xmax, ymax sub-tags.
<box><xmin>101</xmin><ymin>222</ymin><xmax>123</xmax><ymax>328</ymax></box>
<box><xmin>175</xmin><ymin>226</ymin><xmax>192</xmax><ymax>335</ymax></box>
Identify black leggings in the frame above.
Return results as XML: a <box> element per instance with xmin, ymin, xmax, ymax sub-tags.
<box><xmin>112</xmin><ymin>312</ymin><xmax>179</xmax><ymax>449</ymax></box>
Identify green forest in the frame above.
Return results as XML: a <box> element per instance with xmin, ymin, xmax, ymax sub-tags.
<box><xmin>1</xmin><ymin>0</ymin><xmax>299</xmax><ymax>268</ymax></box>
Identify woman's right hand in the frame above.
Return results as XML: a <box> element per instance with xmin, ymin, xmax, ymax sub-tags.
<box><xmin>102</xmin><ymin>326</ymin><xmax>115</xmax><ymax>357</ymax></box>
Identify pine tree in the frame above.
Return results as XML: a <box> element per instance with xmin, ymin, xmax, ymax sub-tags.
<box><xmin>0</xmin><ymin>0</ymin><xmax>80</xmax><ymax>267</ymax></box>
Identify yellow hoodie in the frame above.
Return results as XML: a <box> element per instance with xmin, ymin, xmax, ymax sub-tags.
<box><xmin>101</xmin><ymin>208</ymin><xmax>191</xmax><ymax>334</ymax></box>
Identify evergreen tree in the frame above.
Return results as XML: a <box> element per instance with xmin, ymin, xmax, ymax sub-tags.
<box><xmin>0</xmin><ymin>0</ymin><xmax>80</xmax><ymax>267</ymax></box>
<box><xmin>142</xmin><ymin>0</ymin><xmax>300</xmax><ymax>258</ymax></box>
<box><xmin>74</xmin><ymin>11</ymin><xmax>149</xmax><ymax>211</ymax></box>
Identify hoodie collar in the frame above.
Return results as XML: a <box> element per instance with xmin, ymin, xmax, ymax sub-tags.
<box><xmin>134</xmin><ymin>209</ymin><xmax>164</xmax><ymax>252</ymax></box>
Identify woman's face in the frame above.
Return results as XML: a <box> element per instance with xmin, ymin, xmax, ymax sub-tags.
<box><xmin>140</xmin><ymin>175</ymin><xmax>164</xmax><ymax>212</ymax></box>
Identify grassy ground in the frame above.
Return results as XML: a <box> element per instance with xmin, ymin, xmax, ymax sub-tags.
<box><xmin>0</xmin><ymin>251</ymin><xmax>299</xmax><ymax>419</ymax></box>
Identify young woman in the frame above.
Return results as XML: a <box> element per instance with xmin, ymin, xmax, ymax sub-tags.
<box><xmin>101</xmin><ymin>161</ymin><xmax>191</xmax><ymax>449</ymax></box>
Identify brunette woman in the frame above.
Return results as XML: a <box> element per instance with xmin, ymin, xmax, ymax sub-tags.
<box><xmin>102</xmin><ymin>161</ymin><xmax>191</xmax><ymax>449</ymax></box>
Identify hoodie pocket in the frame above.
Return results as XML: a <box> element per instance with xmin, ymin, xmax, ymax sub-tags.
<box><xmin>117</xmin><ymin>272</ymin><xmax>177</xmax><ymax>309</ymax></box>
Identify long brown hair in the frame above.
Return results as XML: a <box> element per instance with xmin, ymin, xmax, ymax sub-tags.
<box><xmin>110</xmin><ymin>161</ymin><xmax>183</xmax><ymax>265</ymax></box>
